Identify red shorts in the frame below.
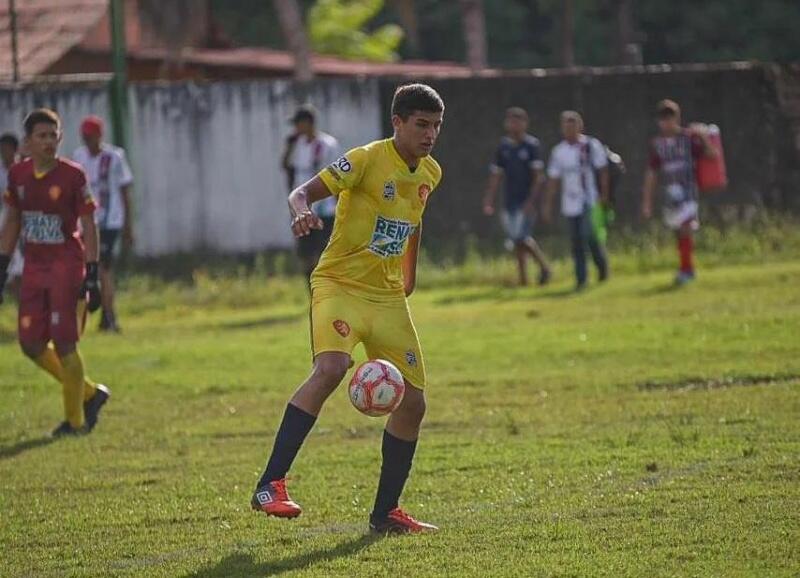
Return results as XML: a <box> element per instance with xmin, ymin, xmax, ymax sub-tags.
<box><xmin>19</xmin><ymin>260</ymin><xmax>86</xmax><ymax>345</ymax></box>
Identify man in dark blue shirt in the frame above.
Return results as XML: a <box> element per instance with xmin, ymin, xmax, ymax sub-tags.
<box><xmin>483</xmin><ymin>107</ymin><xmax>551</xmax><ymax>286</ymax></box>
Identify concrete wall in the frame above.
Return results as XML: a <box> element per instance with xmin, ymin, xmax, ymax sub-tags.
<box><xmin>0</xmin><ymin>78</ymin><xmax>382</xmax><ymax>256</ymax></box>
<box><xmin>381</xmin><ymin>64</ymin><xmax>800</xmax><ymax>250</ymax></box>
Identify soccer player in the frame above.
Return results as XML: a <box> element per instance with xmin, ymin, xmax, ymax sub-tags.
<box><xmin>0</xmin><ymin>109</ymin><xmax>110</xmax><ymax>437</ymax></box>
<box><xmin>543</xmin><ymin>111</ymin><xmax>610</xmax><ymax>291</ymax></box>
<box><xmin>73</xmin><ymin>116</ymin><xmax>134</xmax><ymax>332</ymax></box>
<box><xmin>251</xmin><ymin>84</ymin><xmax>443</xmax><ymax>534</ymax></box>
<box><xmin>482</xmin><ymin>107</ymin><xmax>551</xmax><ymax>286</ymax></box>
<box><xmin>641</xmin><ymin>100</ymin><xmax>716</xmax><ymax>285</ymax></box>
<box><xmin>280</xmin><ymin>105</ymin><xmax>340</xmax><ymax>281</ymax></box>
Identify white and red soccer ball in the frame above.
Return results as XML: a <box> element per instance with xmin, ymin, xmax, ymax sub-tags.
<box><xmin>348</xmin><ymin>359</ymin><xmax>405</xmax><ymax>417</ymax></box>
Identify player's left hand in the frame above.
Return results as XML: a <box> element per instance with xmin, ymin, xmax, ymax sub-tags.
<box><xmin>291</xmin><ymin>210</ymin><xmax>323</xmax><ymax>237</ymax></box>
<box><xmin>82</xmin><ymin>262</ymin><xmax>102</xmax><ymax>313</ymax></box>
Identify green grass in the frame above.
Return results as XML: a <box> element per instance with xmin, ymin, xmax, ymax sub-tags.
<box><xmin>0</xmin><ymin>253</ymin><xmax>799</xmax><ymax>577</ymax></box>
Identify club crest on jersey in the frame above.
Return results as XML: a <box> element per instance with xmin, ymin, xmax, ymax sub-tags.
<box><xmin>369</xmin><ymin>216</ymin><xmax>415</xmax><ymax>258</ymax></box>
<box><xmin>418</xmin><ymin>184</ymin><xmax>431</xmax><ymax>204</ymax></box>
<box><xmin>49</xmin><ymin>185</ymin><xmax>61</xmax><ymax>201</ymax></box>
<box><xmin>333</xmin><ymin>320</ymin><xmax>351</xmax><ymax>337</ymax></box>
<box><xmin>383</xmin><ymin>180</ymin><xmax>396</xmax><ymax>201</ymax></box>
<box><xmin>405</xmin><ymin>350</ymin><xmax>418</xmax><ymax>367</ymax></box>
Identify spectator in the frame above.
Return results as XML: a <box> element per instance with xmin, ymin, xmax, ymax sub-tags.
<box><xmin>0</xmin><ymin>132</ymin><xmax>23</xmax><ymax>296</ymax></box>
<box><xmin>543</xmin><ymin>111</ymin><xmax>610</xmax><ymax>291</ymax></box>
<box><xmin>73</xmin><ymin>116</ymin><xmax>134</xmax><ymax>333</ymax></box>
<box><xmin>281</xmin><ymin>105</ymin><xmax>340</xmax><ymax>281</ymax></box>
<box><xmin>482</xmin><ymin>107</ymin><xmax>551</xmax><ymax>286</ymax></box>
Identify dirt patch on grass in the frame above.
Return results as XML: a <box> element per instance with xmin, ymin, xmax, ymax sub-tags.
<box><xmin>637</xmin><ymin>373</ymin><xmax>800</xmax><ymax>392</ymax></box>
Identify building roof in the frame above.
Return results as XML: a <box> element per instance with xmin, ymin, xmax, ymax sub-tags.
<box><xmin>0</xmin><ymin>0</ymin><xmax>473</xmax><ymax>81</ymax></box>
<box><xmin>0</xmin><ymin>0</ymin><xmax>108</xmax><ymax>80</ymax></box>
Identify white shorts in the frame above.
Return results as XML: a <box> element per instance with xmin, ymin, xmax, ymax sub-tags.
<box><xmin>7</xmin><ymin>245</ymin><xmax>23</xmax><ymax>279</ymax></box>
<box><xmin>500</xmin><ymin>209</ymin><xmax>532</xmax><ymax>242</ymax></box>
<box><xmin>663</xmin><ymin>201</ymin><xmax>699</xmax><ymax>231</ymax></box>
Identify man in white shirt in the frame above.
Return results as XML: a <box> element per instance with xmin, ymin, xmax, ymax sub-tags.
<box><xmin>0</xmin><ymin>133</ymin><xmax>23</xmax><ymax>295</ymax></box>
<box><xmin>544</xmin><ymin>111</ymin><xmax>610</xmax><ymax>290</ymax></box>
<box><xmin>281</xmin><ymin>105</ymin><xmax>340</xmax><ymax>281</ymax></box>
<box><xmin>73</xmin><ymin>116</ymin><xmax>134</xmax><ymax>332</ymax></box>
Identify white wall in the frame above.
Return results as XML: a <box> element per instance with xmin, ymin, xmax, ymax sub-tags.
<box><xmin>0</xmin><ymin>78</ymin><xmax>382</xmax><ymax>256</ymax></box>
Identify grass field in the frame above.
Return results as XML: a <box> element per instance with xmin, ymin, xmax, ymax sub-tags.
<box><xmin>1</xmin><ymin>251</ymin><xmax>799</xmax><ymax>577</ymax></box>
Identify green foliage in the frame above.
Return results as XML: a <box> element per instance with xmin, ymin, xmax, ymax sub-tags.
<box><xmin>308</xmin><ymin>0</ymin><xmax>403</xmax><ymax>62</ymax></box>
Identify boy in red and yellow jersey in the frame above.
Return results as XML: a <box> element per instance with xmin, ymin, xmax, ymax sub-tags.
<box><xmin>0</xmin><ymin>109</ymin><xmax>110</xmax><ymax>437</ymax></box>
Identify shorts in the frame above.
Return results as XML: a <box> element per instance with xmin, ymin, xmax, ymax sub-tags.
<box><xmin>310</xmin><ymin>282</ymin><xmax>426</xmax><ymax>388</ymax></box>
<box><xmin>664</xmin><ymin>201</ymin><xmax>699</xmax><ymax>230</ymax></box>
<box><xmin>500</xmin><ymin>209</ymin><xmax>532</xmax><ymax>243</ymax></box>
<box><xmin>99</xmin><ymin>229</ymin><xmax>120</xmax><ymax>268</ymax></box>
<box><xmin>298</xmin><ymin>216</ymin><xmax>335</xmax><ymax>259</ymax></box>
<box><xmin>19</xmin><ymin>260</ymin><xmax>86</xmax><ymax>344</ymax></box>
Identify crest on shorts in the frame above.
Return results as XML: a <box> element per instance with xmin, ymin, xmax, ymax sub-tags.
<box><xmin>333</xmin><ymin>320</ymin><xmax>351</xmax><ymax>338</ymax></box>
<box><xmin>418</xmin><ymin>184</ymin><xmax>431</xmax><ymax>204</ymax></box>
<box><xmin>405</xmin><ymin>350</ymin><xmax>418</xmax><ymax>367</ymax></box>
<box><xmin>17</xmin><ymin>186</ymin><xmax>25</xmax><ymax>200</ymax></box>
<box><xmin>49</xmin><ymin>185</ymin><xmax>61</xmax><ymax>201</ymax></box>
<box><xmin>383</xmin><ymin>180</ymin><xmax>396</xmax><ymax>201</ymax></box>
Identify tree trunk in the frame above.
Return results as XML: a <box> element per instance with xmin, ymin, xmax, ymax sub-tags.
<box><xmin>614</xmin><ymin>0</ymin><xmax>640</xmax><ymax>65</ymax></box>
<box><xmin>459</xmin><ymin>0</ymin><xmax>488</xmax><ymax>72</ymax></box>
<box><xmin>561</xmin><ymin>0</ymin><xmax>576</xmax><ymax>67</ymax></box>
<box><xmin>391</xmin><ymin>0</ymin><xmax>421</xmax><ymax>57</ymax></box>
<box><xmin>273</xmin><ymin>0</ymin><xmax>313</xmax><ymax>83</ymax></box>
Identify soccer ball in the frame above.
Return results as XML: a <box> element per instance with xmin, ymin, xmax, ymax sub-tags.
<box><xmin>348</xmin><ymin>359</ymin><xmax>405</xmax><ymax>417</ymax></box>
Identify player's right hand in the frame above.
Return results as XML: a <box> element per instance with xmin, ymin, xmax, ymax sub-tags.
<box><xmin>291</xmin><ymin>209</ymin><xmax>323</xmax><ymax>237</ymax></box>
<box><xmin>641</xmin><ymin>203</ymin><xmax>653</xmax><ymax>220</ymax></box>
<box><xmin>482</xmin><ymin>203</ymin><xmax>494</xmax><ymax>217</ymax></box>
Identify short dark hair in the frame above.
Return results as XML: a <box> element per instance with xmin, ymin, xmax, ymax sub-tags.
<box><xmin>656</xmin><ymin>99</ymin><xmax>680</xmax><ymax>119</ymax></box>
<box><xmin>23</xmin><ymin>108</ymin><xmax>61</xmax><ymax>136</ymax></box>
<box><xmin>0</xmin><ymin>133</ymin><xmax>19</xmax><ymax>149</ymax></box>
<box><xmin>291</xmin><ymin>104</ymin><xmax>317</xmax><ymax>125</ymax></box>
<box><xmin>391</xmin><ymin>84</ymin><xmax>444</xmax><ymax>120</ymax></box>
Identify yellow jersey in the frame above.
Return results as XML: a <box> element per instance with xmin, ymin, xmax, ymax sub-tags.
<box><xmin>313</xmin><ymin>138</ymin><xmax>442</xmax><ymax>301</ymax></box>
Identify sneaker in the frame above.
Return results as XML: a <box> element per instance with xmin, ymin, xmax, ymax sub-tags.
<box><xmin>251</xmin><ymin>478</ymin><xmax>302</xmax><ymax>518</ymax></box>
<box><xmin>538</xmin><ymin>268</ymin><xmax>552</xmax><ymax>286</ymax></box>
<box><xmin>84</xmin><ymin>384</ymin><xmax>111</xmax><ymax>432</ymax></box>
<box><xmin>369</xmin><ymin>507</ymin><xmax>438</xmax><ymax>535</ymax></box>
<box><xmin>674</xmin><ymin>271</ymin><xmax>696</xmax><ymax>286</ymax></box>
<box><xmin>51</xmin><ymin>421</ymin><xmax>86</xmax><ymax>438</ymax></box>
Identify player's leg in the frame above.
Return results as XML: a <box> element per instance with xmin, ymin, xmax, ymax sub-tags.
<box><xmin>98</xmin><ymin>229</ymin><xmax>120</xmax><ymax>332</ymax></box>
<box><xmin>676</xmin><ymin>219</ymin><xmax>695</xmax><ymax>284</ymax></box>
<box><xmin>587</xmin><ymin>207</ymin><xmax>609</xmax><ymax>282</ymax></box>
<box><xmin>568</xmin><ymin>214</ymin><xmax>588</xmax><ymax>289</ymax></box>
<box><xmin>252</xmin><ymin>287</ymin><xmax>362</xmax><ymax>518</ymax></box>
<box><xmin>365</xmin><ymin>303</ymin><xmax>437</xmax><ymax>534</ymax></box>
<box><xmin>521</xmin><ymin>237</ymin><xmax>551</xmax><ymax>285</ymax></box>
<box><xmin>513</xmin><ymin>243</ymin><xmax>529</xmax><ymax>286</ymax></box>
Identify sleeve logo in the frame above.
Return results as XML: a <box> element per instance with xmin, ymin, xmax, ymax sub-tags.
<box><xmin>334</xmin><ymin>156</ymin><xmax>352</xmax><ymax>173</ymax></box>
<box><xmin>368</xmin><ymin>216</ymin><xmax>416</xmax><ymax>258</ymax></box>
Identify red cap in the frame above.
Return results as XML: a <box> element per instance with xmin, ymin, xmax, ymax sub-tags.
<box><xmin>80</xmin><ymin>116</ymin><xmax>104</xmax><ymax>138</ymax></box>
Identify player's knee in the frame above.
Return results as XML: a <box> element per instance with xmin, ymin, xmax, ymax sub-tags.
<box><xmin>312</xmin><ymin>355</ymin><xmax>349</xmax><ymax>391</ymax></box>
<box><xmin>19</xmin><ymin>340</ymin><xmax>46</xmax><ymax>360</ymax></box>
<box><xmin>399</xmin><ymin>389</ymin><xmax>426</xmax><ymax>424</ymax></box>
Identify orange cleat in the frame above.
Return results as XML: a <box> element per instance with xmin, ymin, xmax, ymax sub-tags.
<box><xmin>251</xmin><ymin>478</ymin><xmax>302</xmax><ymax>519</ymax></box>
<box><xmin>369</xmin><ymin>507</ymin><xmax>438</xmax><ymax>535</ymax></box>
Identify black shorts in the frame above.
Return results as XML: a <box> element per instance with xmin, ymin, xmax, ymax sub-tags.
<box><xmin>99</xmin><ymin>229</ymin><xmax>120</xmax><ymax>268</ymax></box>
<box><xmin>298</xmin><ymin>216</ymin><xmax>334</xmax><ymax>259</ymax></box>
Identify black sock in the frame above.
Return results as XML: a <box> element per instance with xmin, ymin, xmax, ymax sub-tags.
<box><xmin>257</xmin><ymin>403</ymin><xmax>316</xmax><ymax>488</ymax></box>
<box><xmin>371</xmin><ymin>430</ymin><xmax>418</xmax><ymax>519</ymax></box>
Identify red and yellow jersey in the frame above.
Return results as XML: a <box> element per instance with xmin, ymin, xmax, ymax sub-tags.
<box><xmin>3</xmin><ymin>158</ymin><xmax>95</xmax><ymax>264</ymax></box>
<box><xmin>314</xmin><ymin>138</ymin><xmax>442</xmax><ymax>301</ymax></box>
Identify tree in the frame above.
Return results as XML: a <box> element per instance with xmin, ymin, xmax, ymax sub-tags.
<box><xmin>390</xmin><ymin>0</ymin><xmax>420</xmax><ymax>56</ymax></box>
<box><xmin>561</xmin><ymin>0</ymin><xmax>575</xmax><ymax>67</ymax></box>
<box><xmin>308</xmin><ymin>0</ymin><xmax>403</xmax><ymax>62</ymax></box>
<box><xmin>273</xmin><ymin>0</ymin><xmax>314</xmax><ymax>81</ymax></box>
<box><xmin>459</xmin><ymin>0</ymin><xmax>487</xmax><ymax>71</ymax></box>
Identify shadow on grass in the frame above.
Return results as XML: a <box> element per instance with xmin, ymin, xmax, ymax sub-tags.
<box><xmin>639</xmin><ymin>282</ymin><xmax>682</xmax><ymax>296</ymax></box>
<box><xmin>0</xmin><ymin>436</ymin><xmax>56</xmax><ymax>460</ymax></box>
<box><xmin>187</xmin><ymin>534</ymin><xmax>380</xmax><ymax>578</ymax></box>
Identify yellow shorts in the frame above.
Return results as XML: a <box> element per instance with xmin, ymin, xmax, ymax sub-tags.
<box><xmin>310</xmin><ymin>283</ymin><xmax>426</xmax><ymax>388</ymax></box>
